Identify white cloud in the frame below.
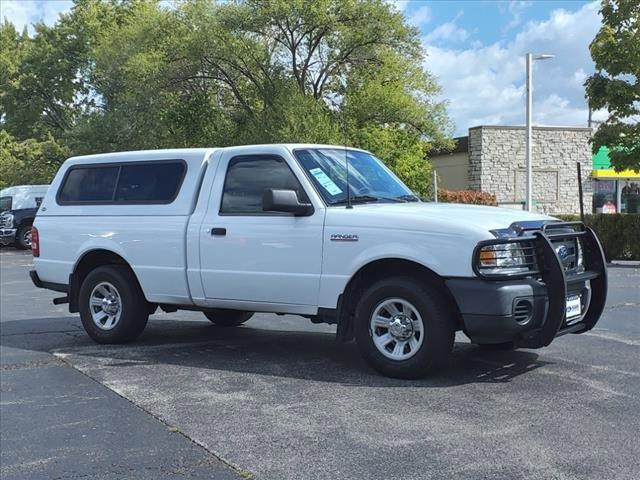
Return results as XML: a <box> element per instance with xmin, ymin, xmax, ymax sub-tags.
<box><xmin>391</xmin><ymin>1</ymin><xmax>430</xmax><ymax>28</ymax></box>
<box><xmin>424</xmin><ymin>22</ymin><xmax>469</xmax><ymax>44</ymax></box>
<box><xmin>424</xmin><ymin>1</ymin><xmax>602</xmax><ymax>136</ymax></box>
<box><xmin>502</xmin><ymin>1</ymin><xmax>532</xmax><ymax>33</ymax></box>
<box><xmin>1</xmin><ymin>0</ymin><xmax>72</xmax><ymax>35</ymax></box>
<box><xmin>423</xmin><ymin>11</ymin><xmax>469</xmax><ymax>45</ymax></box>
<box><xmin>408</xmin><ymin>5</ymin><xmax>431</xmax><ymax>27</ymax></box>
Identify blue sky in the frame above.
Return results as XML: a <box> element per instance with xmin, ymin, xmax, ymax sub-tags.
<box><xmin>1</xmin><ymin>0</ymin><xmax>604</xmax><ymax>136</ymax></box>
<box><xmin>400</xmin><ymin>0</ymin><xmax>603</xmax><ymax>135</ymax></box>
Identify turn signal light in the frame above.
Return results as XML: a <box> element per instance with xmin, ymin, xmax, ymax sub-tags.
<box><xmin>478</xmin><ymin>247</ymin><xmax>497</xmax><ymax>266</ymax></box>
<box><xmin>31</xmin><ymin>226</ymin><xmax>40</xmax><ymax>257</ymax></box>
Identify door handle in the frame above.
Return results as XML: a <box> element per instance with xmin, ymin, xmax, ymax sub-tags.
<box><xmin>211</xmin><ymin>227</ymin><xmax>227</xmax><ymax>236</ymax></box>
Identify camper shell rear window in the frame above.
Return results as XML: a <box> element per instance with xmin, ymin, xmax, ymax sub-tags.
<box><xmin>57</xmin><ymin>160</ymin><xmax>187</xmax><ymax>205</ymax></box>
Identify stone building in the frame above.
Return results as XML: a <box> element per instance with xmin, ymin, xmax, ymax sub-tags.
<box><xmin>430</xmin><ymin>125</ymin><xmax>593</xmax><ymax>215</ymax></box>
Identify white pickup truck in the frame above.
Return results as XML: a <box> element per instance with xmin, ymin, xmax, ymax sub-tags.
<box><xmin>30</xmin><ymin>144</ymin><xmax>608</xmax><ymax>378</ymax></box>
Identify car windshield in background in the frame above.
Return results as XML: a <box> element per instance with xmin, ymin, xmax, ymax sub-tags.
<box><xmin>0</xmin><ymin>196</ymin><xmax>12</xmax><ymax>212</ymax></box>
<box><xmin>293</xmin><ymin>148</ymin><xmax>418</xmax><ymax>205</ymax></box>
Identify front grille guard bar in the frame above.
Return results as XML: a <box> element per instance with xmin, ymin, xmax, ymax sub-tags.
<box><xmin>473</xmin><ymin>222</ymin><xmax>608</xmax><ymax>348</ymax></box>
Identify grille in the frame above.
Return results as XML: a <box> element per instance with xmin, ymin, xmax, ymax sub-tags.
<box><xmin>514</xmin><ymin>299</ymin><xmax>533</xmax><ymax>324</ymax></box>
<box><xmin>0</xmin><ymin>214</ymin><xmax>11</xmax><ymax>228</ymax></box>
<box><xmin>550</xmin><ymin>236</ymin><xmax>582</xmax><ymax>273</ymax></box>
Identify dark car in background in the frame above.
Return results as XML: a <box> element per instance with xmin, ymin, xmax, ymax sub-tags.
<box><xmin>0</xmin><ymin>185</ymin><xmax>49</xmax><ymax>250</ymax></box>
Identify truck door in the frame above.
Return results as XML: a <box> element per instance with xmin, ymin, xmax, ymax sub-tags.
<box><xmin>199</xmin><ymin>150</ymin><xmax>324</xmax><ymax>309</ymax></box>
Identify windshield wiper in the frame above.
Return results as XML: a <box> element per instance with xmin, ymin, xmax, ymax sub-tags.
<box><xmin>332</xmin><ymin>195</ymin><xmax>379</xmax><ymax>205</ymax></box>
<box><xmin>396</xmin><ymin>194</ymin><xmax>420</xmax><ymax>202</ymax></box>
<box><xmin>332</xmin><ymin>195</ymin><xmax>405</xmax><ymax>206</ymax></box>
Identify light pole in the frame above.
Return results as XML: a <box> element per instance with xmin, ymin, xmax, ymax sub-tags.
<box><xmin>525</xmin><ymin>53</ymin><xmax>554</xmax><ymax>212</ymax></box>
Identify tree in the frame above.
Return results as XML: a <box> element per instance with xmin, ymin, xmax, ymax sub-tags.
<box><xmin>0</xmin><ymin>18</ymin><xmax>88</xmax><ymax>140</ymax></box>
<box><xmin>586</xmin><ymin>0</ymin><xmax>640</xmax><ymax>172</ymax></box>
<box><xmin>0</xmin><ymin>131</ymin><xmax>68</xmax><ymax>188</ymax></box>
<box><xmin>0</xmin><ymin>0</ymin><xmax>143</xmax><ymax>146</ymax></box>
<box><xmin>1</xmin><ymin>0</ymin><xmax>452</xmax><ymax>195</ymax></box>
<box><xmin>87</xmin><ymin>0</ymin><xmax>451</xmax><ymax>193</ymax></box>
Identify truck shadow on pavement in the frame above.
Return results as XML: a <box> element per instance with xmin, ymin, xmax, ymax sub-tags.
<box><xmin>1</xmin><ymin>316</ymin><xmax>551</xmax><ymax>387</ymax></box>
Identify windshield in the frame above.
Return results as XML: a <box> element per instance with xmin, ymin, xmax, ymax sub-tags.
<box><xmin>293</xmin><ymin>148</ymin><xmax>418</xmax><ymax>205</ymax></box>
<box><xmin>0</xmin><ymin>196</ymin><xmax>12</xmax><ymax>212</ymax></box>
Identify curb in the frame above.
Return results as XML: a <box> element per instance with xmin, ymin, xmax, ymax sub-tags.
<box><xmin>608</xmin><ymin>260</ymin><xmax>640</xmax><ymax>268</ymax></box>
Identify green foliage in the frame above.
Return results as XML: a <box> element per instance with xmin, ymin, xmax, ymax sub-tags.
<box><xmin>556</xmin><ymin>213</ymin><xmax>640</xmax><ymax>260</ymax></box>
<box><xmin>0</xmin><ymin>0</ymin><xmax>451</xmax><ymax>193</ymax></box>
<box><xmin>0</xmin><ymin>13</ymin><xmax>91</xmax><ymax>140</ymax></box>
<box><xmin>586</xmin><ymin>0</ymin><xmax>640</xmax><ymax>172</ymax></box>
<box><xmin>0</xmin><ymin>130</ymin><xmax>69</xmax><ymax>189</ymax></box>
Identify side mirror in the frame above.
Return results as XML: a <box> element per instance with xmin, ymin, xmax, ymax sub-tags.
<box><xmin>262</xmin><ymin>189</ymin><xmax>313</xmax><ymax>216</ymax></box>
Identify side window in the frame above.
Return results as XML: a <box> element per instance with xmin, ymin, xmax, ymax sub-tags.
<box><xmin>58</xmin><ymin>166</ymin><xmax>119</xmax><ymax>203</ymax></box>
<box><xmin>220</xmin><ymin>155</ymin><xmax>308</xmax><ymax>214</ymax></box>
<box><xmin>115</xmin><ymin>162</ymin><xmax>185</xmax><ymax>202</ymax></box>
<box><xmin>58</xmin><ymin>161</ymin><xmax>186</xmax><ymax>205</ymax></box>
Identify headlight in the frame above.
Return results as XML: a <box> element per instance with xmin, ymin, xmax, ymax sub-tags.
<box><xmin>1</xmin><ymin>213</ymin><xmax>14</xmax><ymax>228</ymax></box>
<box><xmin>476</xmin><ymin>241</ymin><xmax>537</xmax><ymax>276</ymax></box>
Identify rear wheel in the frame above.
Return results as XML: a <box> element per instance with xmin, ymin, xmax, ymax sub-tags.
<box><xmin>79</xmin><ymin>265</ymin><xmax>149</xmax><ymax>343</ymax></box>
<box><xmin>203</xmin><ymin>309</ymin><xmax>253</xmax><ymax>327</ymax></box>
<box><xmin>15</xmin><ymin>225</ymin><xmax>32</xmax><ymax>250</ymax></box>
<box><xmin>354</xmin><ymin>277</ymin><xmax>455</xmax><ymax>379</ymax></box>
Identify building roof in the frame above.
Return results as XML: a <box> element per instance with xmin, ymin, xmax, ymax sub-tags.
<box><xmin>428</xmin><ymin>136</ymin><xmax>469</xmax><ymax>157</ymax></box>
<box><xmin>468</xmin><ymin>125</ymin><xmax>593</xmax><ymax>132</ymax></box>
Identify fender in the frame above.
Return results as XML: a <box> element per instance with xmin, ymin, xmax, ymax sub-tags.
<box><xmin>349</xmin><ymin>242</ymin><xmax>447</xmax><ymax>278</ymax></box>
<box><xmin>319</xmin><ymin>234</ymin><xmax>474</xmax><ymax>311</ymax></box>
<box><xmin>72</xmin><ymin>238</ymin><xmax>131</xmax><ymax>273</ymax></box>
<box><xmin>69</xmin><ymin>242</ymin><xmax>146</xmax><ymax>312</ymax></box>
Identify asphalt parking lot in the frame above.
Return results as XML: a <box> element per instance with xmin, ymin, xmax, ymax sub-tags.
<box><xmin>1</xmin><ymin>249</ymin><xmax>639</xmax><ymax>480</ymax></box>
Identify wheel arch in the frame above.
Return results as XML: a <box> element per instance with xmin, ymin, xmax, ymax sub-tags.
<box><xmin>69</xmin><ymin>249</ymin><xmax>146</xmax><ymax>313</ymax></box>
<box><xmin>17</xmin><ymin>216</ymin><xmax>34</xmax><ymax>229</ymax></box>
<box><xmin>335</xmin><ymin>257</ymin><xmax>463</xmax><ymax>342</ymax></box>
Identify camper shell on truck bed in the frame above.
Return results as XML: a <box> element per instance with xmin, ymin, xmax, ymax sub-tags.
<box><xmin>30</xmin><ymin>145</ymin><xmax>607</xmax><ymax>379</ymax></box>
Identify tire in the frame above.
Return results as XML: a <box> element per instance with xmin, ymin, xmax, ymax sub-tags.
<box><xmin>15</xmin><ymin>225</ymin><xmax>32</xmax><ymax>250</ymax></box>
<box><xmin>203</xmin><ymin>309</ymin><xmax>253</xmax><ymax>327</ymax></box>
<box><xmin>354</xmin><ymin>277</ymin><xmax>455</xmax><ymax>379</ymax></box>
<box><xmin>79</xmin><ymin>265</ymin><xmax>149</xmax><ymax>344</ymax></box>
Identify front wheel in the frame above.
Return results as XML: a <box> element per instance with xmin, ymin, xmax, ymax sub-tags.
<box><xmin>79</xmin><ymin>265</ymin><xmax>149</xmax><ymax>343</ymax></box>
<box><xmin>203</xmin><ymin>309</ymin><xmax>253</xmax><ymax>327</ymax></box>
<box><xmin>354</xmin><ymin>277</ymin><xmax>455</xmax><ymax>379</ymax></box>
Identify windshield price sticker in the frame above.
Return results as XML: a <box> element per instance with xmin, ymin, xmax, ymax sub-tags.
<box><xmin>309</xmin><ymin>168</ymin><xmax>343</xmax><ymax>196</ymax></box>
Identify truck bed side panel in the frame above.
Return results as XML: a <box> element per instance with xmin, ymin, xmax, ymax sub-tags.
<box><xmin>34</xmin><ymin>215</ymin><xmax>191</xmax><ymax>304</ymax></box>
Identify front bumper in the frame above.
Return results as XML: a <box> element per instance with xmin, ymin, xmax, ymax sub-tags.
<box><xmin>447</xmin><ymin>223</ymin><xmax>608</xmax><ymax>348</ymax></box>
<box><xmin>0</xmin><ymin>228</ymin><xmax>17</xmax><ymax>245</ymax></box>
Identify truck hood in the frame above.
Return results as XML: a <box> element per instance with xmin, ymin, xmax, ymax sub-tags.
<box><xmin>327</xmin><ymin>202</ymin><xmax>556</xmax><ymax>237</ymax></box>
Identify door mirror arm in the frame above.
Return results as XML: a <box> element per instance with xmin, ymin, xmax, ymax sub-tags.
<box><xmin>262</xmin><ymin>189</ymin><xmax>313</xmax><ymax>216</ymax></box>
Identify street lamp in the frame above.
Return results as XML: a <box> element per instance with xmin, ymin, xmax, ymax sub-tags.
<box><xmin>525</xmin><ymin>53</ymin><xmax>554</xmax><ymax>212</ymax></box>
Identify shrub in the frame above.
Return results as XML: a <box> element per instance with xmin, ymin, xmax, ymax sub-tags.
<box><xmin>555</xmin><ymin>213</ymin><xmax>640</xmax><ymax>261</ymax></box>
<box><xmin>437</xmin><ymin>189</ymin><xmax>497</xmax><ymax>206</ymax></box>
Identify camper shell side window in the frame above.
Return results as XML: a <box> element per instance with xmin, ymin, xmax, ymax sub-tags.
<box><xmin>57</xmin><ymin>160</ymin><xmax>187</xmax><ymax>205</ymax></box>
